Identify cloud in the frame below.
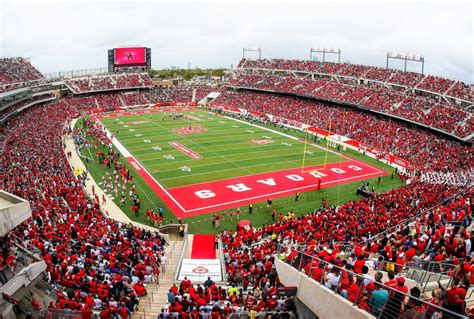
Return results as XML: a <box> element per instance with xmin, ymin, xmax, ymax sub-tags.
<box><xmin>1</xmin><ymin>0</ymin><xmax>472</xmax><ymax>82</ymax></box>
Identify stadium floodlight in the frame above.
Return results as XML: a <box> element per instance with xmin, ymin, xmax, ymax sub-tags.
<box><xmin>243</xmin><ymin>47</ymin><xmax>262</xmax><ymax>60</ymax></box>
<box><xmin>386</xmin><ymin>51</ymin><xmax>425</xmax><ymax>74</ymax></box>
<box><xmin>310</xmin><ymin>47</ymin><xmax>341</xmax><ymax>63</ymax></box>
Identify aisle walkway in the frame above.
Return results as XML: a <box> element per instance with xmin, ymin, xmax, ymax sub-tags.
<box><xmin>131</xmin><ymin>239</ymin><xmax>185</xmax><ymax>319</ymax></box>
<box><xmin>191</xmin><ymin>234</ymin><xmax>216</xmax><ymax>259</ymax></box>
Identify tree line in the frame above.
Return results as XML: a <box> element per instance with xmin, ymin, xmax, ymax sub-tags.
<box><xmin>148</xmin><ymin>68</ymin><xmax>226</xmax><ymax>80</ymax></box>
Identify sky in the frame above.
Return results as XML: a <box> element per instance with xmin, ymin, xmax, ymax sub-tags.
<box><xmin>1</xmin><ymin>0</ymin><xmax>473</xmax><ymax>83</ymax></box>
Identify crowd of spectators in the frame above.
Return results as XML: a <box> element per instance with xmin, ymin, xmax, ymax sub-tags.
<box><xmin>446</xmin><ymin>82</ymin><xmax>473</xmax><ymax>102</ymax></box>
<box><xmin>211</xmin><ymin>86</ymin><xmax>473</xmax><ymax>314</ymax></box>
<box><xmin>0</xmin><ymin>63</ymin><xmax>471</xmax><ymax>317</ymax></box>
<box><xmin>211</xmin><ymin>89</ymin><xmax>473</xmax><ymax>172</ymax></box>
<box><xmin>221</xmin><ymin>182</ymin><xmax>467</xmax><ymax>262</ymax></box>
<box><xmin>64</xmin><ymin>73</ymin><xmax>154</xmax><ymax>94</ymax></box>
<box><xmin>195</xmin><ymin>85</ymin><xmax>217</xmax><ymax>101</ymax></box>
<box><xmin>160</xmin><ymin>276</ymin><xmax>296</xmax><ymax>318</ymax></box>
<box><xmin>34</xmin><ymin>86</ymin><xmax>201</xmax><ymax>112</ymax></box>
<box><xmin>389</xmin><ymin>71</ymin><xmax>425</xmax><ymax>88</ymax></box>
<box><xmin>238</xmin><ymin>58</ymin><xmax>472</xmax><ymax>102</ymax></box>
<box><xmin>1</xmin><ymin>97</ymin><xmax>168</xmax><ymax>316</ymax></box>
<box><xmin>144</xmin><ymin>86</ymin><xmax>211</xmax><ymax>104</ymax></box>
<box><xmin>0</xmin><ymin>84</ymin><xmax>20</xmax><ymax>93</ymax></box>
<box><xmin>225</xmin><ymin>72</ymin><xmax>473</xmax><ymax>137</ymax></box>
<box><xmin>418</xmin><ymin>75</ymin><xmax>460</xmax><ymax>96</ymax></box>
<box><xmin>163</xmin><ymin>86</ymin><xmax>194</xmax><ymax>103</ymax></box>
<box><xmin>0</xmin><ymin>57</ymin><xmax>44</xmax><ymax>86</ymax></box>
<box><xmin>218</xmin><ymin>180</ymin><xmax>472</xmax><ymax>317</ymax></box>
<box><xmin>0</xmin><ymin>94</ymin><xmax>55</xmax><ymax>120</ymax></box>
<box><xmin>119</xmin><ymin>91</ymin><xmax>150</xmax><ymax>106</ymax></box>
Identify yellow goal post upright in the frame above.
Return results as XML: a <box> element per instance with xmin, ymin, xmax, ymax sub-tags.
<box><xmin>301</xmin><ymin>119</ymin><xmax>332</xmax><ymax>174</ymax></box>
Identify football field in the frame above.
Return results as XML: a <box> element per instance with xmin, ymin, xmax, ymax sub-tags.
<box><xmin>93</xmin><ymin>107</ymin><xmax>388</xmax><ymax>217</ymax></box>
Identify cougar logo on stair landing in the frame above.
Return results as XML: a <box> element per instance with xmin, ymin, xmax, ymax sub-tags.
<box><xmin>192</xmin><ymin>266</ymin><xmax>209</xmax><ymax>274</ymax></box>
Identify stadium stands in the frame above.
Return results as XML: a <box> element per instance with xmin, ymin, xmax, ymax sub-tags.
<box><xmin>0</xmin><ymin>54</ymin><xmax>472</xmax><ymax>317</ymax></box>
<box><xmin>209</xmin><ymin>84</ymin><xmax>472</xmax><ymax>319</ymax></box>
<box><xmin>0</xmin><ymin>94</ymin><xmax>55</xmax><ymax>120</ymax></box>
<box><xmin>1</xmin><ymin>98</ymin><xmax>166</xmax><ymax>315</ymax></box>
<box><xmin>144</xmin><ymin>85</ymin><xmax>212</xmax><ymax>104</ymax></box>
<box><xmin>195</xmin><ymin>85</ymin><xmax>216</xmax><ymax>101</ymax></box>
<box><xmin>218</xmin><ymin>183</ymin><xmax>472</xmax><ymax>317</ymax></box>
<box><xmin>238</xmin><ymin>58</ymin><xmax>473</xmax><ymax>102</ymax></box>
<box><xmin>163</xmin><ymin>279</ymin><xmax>296</xmax><ymax>317</ymax></box>
<box><xmin>211</xmin><ymin>88</ymin><xmax>473</xmax><ymax>172</ymax></box>
<box><xmin>226</xmin><ymin>72</ymin><xmax>473</xmax><ymax>138</ymax></box>
<box><xmin>0</xmin><ymin>57</ymin><xmax>44</xmax><ymax>86</ymax></box>
<box><xmin>64</xmin><ymin>73</ymin><xmax>154</xmax><ymax>94</ymax></box>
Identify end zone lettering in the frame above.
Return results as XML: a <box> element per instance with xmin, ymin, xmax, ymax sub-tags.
<box><xmin>192</xmin><ymin>163</ymin><xmax>374</xmax><ymax>199</ymax></box>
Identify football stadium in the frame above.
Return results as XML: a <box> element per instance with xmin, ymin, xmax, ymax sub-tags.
<box><xmin>0</xmin><ymin>1</ymin><xmax>473</xmax><ymax>318</ymax></box>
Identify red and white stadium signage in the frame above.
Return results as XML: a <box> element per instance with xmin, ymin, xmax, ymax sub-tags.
<box><xmin>178</xmin><ymin>259</ymin><xmax>222</xmax><ymax>282</ymax></box>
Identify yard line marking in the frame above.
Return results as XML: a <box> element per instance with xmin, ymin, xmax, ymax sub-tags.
<box><xmin>225</xmin><ymin>116</ymin><xmax>386</xmax><ymax>175</ymax></box>
<box><xmin>145</xmin><ymin>151</ymin><xmax>342</xmax><ymax>174</ymax></box>
<box><xmin>153</xmin><ymin>154</ymin><xmax>342</xmax><ymax>176</ymax></box>
<box><xmin>162</xmin><ymin>158</ymin><xmax>349</xmax><ymax>185</ymax></box>
<box><xmin>96</xmin><ymin>119</ymin><xmax>186</xmax><ymax>213</ymax></box>
<box><xmin>138</xmin><ymin>147</ymin><xmax>324</xmax><ymax>164</ymax></box>
<box><xmin>144</xmin><ymin>116</ymin><xmax>256</xmax><ymax>175</ymax></box>
<box><xmin>169</xmin><ymin>142</ymin><xmax>202</xmax><ymax>159</ymax></box>
<box><xmin>116</xmin><ymin>131</ymin><xmax>275</xmax><ymax>144</ymax></box>
<box><xmin>126</xmin><ymin>138</ymin><xmax>295</xmax><ymax>153</ymax></box>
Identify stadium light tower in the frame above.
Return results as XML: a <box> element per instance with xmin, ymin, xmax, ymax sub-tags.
<box><xmin>386</xmin><ymin>52</ymin><xmax>425</xmax><ymax>74</ymax></box>
<box><xmin>243</xmin><ymin>47</ymin><xmax>262</xmax><ymax>60</ymax></box>
<box><xmin>310</xmin><ymin>47</ymin><xmax>341</xmax><ymax>63</ymax></box>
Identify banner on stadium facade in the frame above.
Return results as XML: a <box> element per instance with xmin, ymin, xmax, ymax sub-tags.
<box><xmin>178</xmin><ymin>259</ymin><xmax>222</xmax><ymax>282</ymax></box>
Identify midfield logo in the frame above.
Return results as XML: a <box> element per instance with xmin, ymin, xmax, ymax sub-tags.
<box><xmin>249</xmin><ymin>139</ymin><xmax>274</xmax><ymax>145</ymax></box>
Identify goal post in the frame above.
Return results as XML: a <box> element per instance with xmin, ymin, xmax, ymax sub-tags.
<box><xmin>300</xmin><ymin>120</ymin><xmax>332</xmax><ymax>174</ymax></box>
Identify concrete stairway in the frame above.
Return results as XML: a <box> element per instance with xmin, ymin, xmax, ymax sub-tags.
<box><xmin>132</xmin><ymin>239</ymin><xmax>185</xmax><ymax>319</ymax></box>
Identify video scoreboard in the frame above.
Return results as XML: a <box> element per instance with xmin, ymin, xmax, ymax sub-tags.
<box><xmin>108</xmin><ymin>47</ymin><xmax>151</xmax><ymax>72</ymax></box>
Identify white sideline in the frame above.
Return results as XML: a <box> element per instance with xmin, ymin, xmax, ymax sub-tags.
<box><xmin>101</xmin><ymin>125</ymin><xmax>132</xmax><ymax>158</ymax></box>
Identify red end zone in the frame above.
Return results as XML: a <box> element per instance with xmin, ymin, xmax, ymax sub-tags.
<box><xmin>126</xmin><ymin>156</ymin><xmax>388</xmax><ymax>218</ymax></box>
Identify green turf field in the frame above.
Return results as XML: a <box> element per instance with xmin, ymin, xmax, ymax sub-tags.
<box><xmin>78</xmin><ymin>109</ymin><xmax>405</xmax><ymax>234</ymax></box>
<box><xmin>99</xmin><ymin>109</ymin><xmax>346</xmax><ymax>188</ymax></box>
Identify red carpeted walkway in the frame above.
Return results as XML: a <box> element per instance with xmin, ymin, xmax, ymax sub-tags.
<box><xmin>191</xmin><ymin>234</ymin><xmax>216</xmax><ymax>259</ymax></box>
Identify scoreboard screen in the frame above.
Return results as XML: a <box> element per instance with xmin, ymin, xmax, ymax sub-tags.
<box><xmin>114</xmin><ymin>47</ymin><xmax>146</xmax><ymax>65</ymax></box>
<box><xmin>108</xmin><ymin>47</ymin><xmax>151</xmax><ymax>72</ymax></box>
